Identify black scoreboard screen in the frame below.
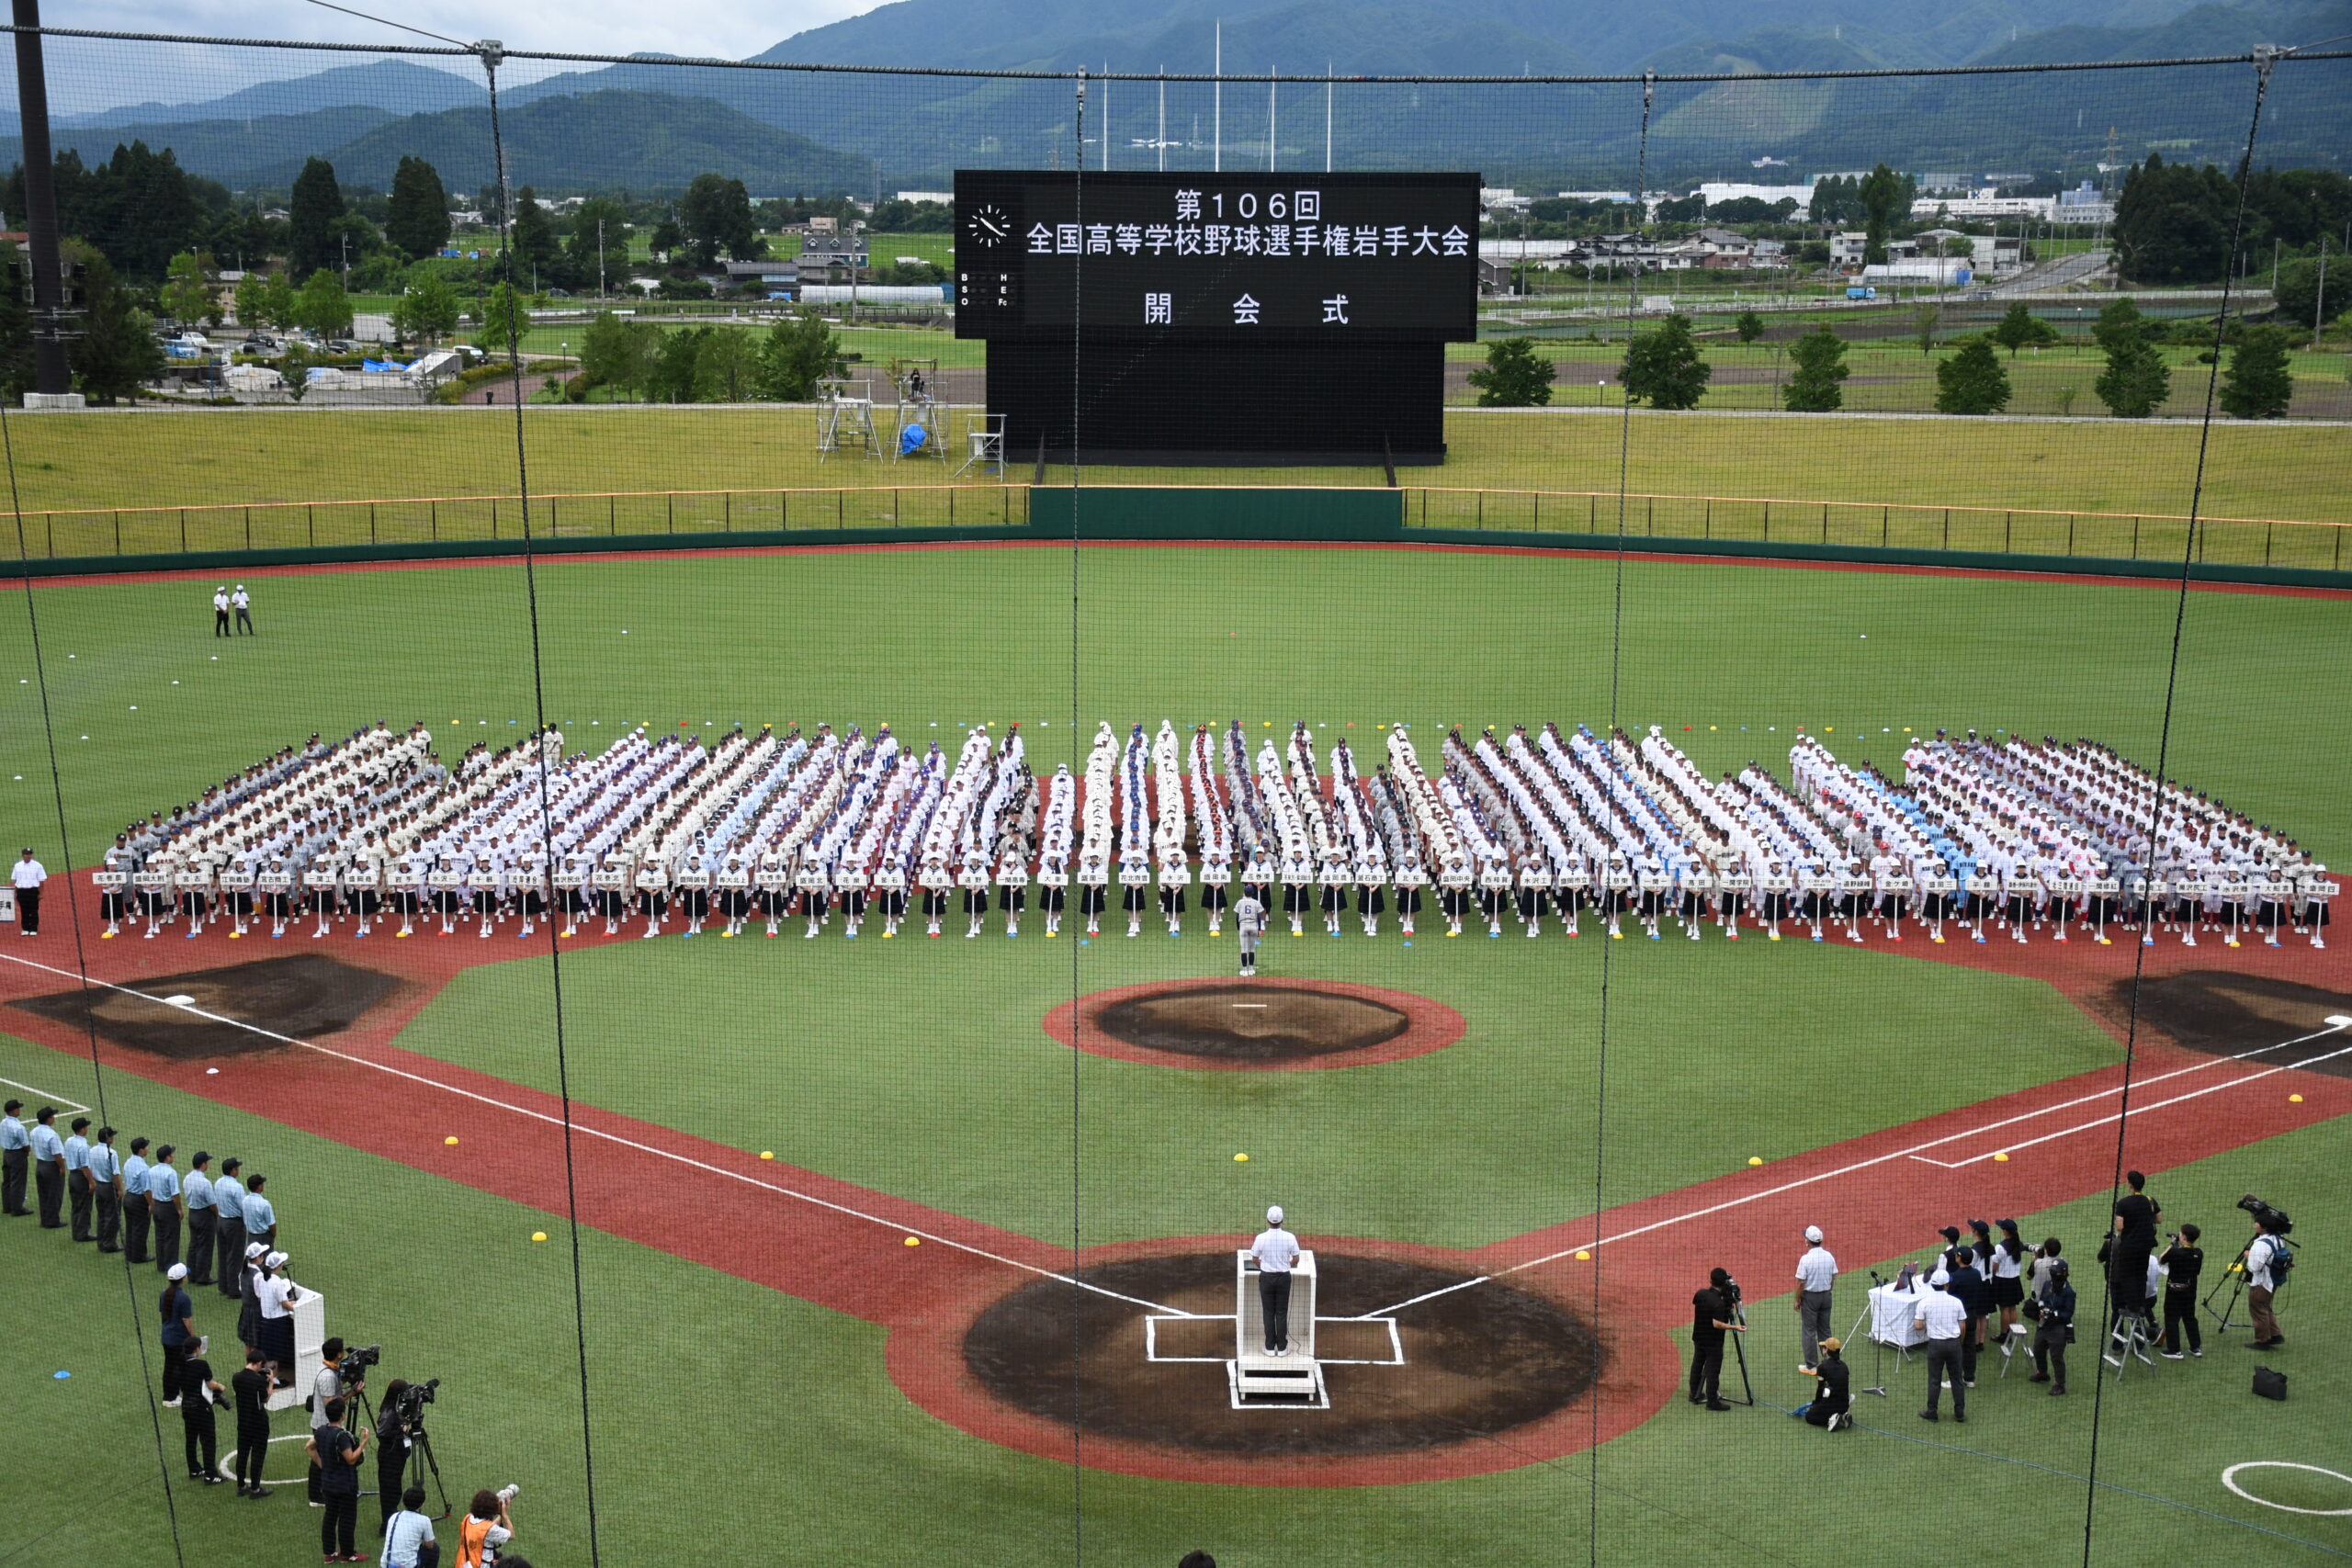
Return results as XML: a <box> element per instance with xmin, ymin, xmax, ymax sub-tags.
<box><xmin>955</xmin><ymin>171</ymin><xmax>1480</xmax><ymax>342</ymax></box>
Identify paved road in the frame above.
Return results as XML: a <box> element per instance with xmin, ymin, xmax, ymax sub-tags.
<box><xmin>1987</xmin><ymin>248</ymin><xmax>2110</xmax><ymax>295</ymax></box>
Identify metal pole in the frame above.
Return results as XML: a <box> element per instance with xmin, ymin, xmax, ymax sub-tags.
<box><xmin>1268</xmin><ymin>68</ymin><xmax>1275</xmax><ymax>172</ymax></box>
<box><xmin>12</xmin><ymin>0</ymin><xmax>71</xmax><ymax>397</ymax></box>
<box><xmin>2314</xmin><ymin>236</ymin><xmax>2330</xmax><ymax>351</ymax></box>
<box><xmin>1326</xmin><ymin>66</ymin><xmax>1333</xmax><ymax>173</ymax></box>
<box><xmin>1159</xmin><ymin>72</ymin><xmax>1166</xmax><ymax>173</ymax></box>
<box><xmin>1214</xmin><ymin>21</ymin><xmax>1222</xmax><ymax>172</ymax></box>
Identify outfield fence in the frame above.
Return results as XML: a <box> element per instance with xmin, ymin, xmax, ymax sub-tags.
<box><xmin>9</xmin><ymin>482</ymin><xmax>2344</xmax><ymax>573</ymax></box>
<box><xmin>1400</xmin><ymin>487</ymin><xmax>2352</xmax><ymax>571</ymax></box>
<box><xmin>5</xmin><ymin>484</ymin><xmax>1034</xmax><ymax>558</ymax></box>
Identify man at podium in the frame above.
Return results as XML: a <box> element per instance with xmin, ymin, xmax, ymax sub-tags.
<box><xmin>1250</xmin><ymin>1206</ymin><xmax>1301</xmax><ymax>1357</ymax></box>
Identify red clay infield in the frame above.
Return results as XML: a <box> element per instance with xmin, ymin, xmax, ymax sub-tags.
<box><xmin>2</xmin><ymin>892</ymin><xmax>2347</xmax><ymax>1484</ymax></box>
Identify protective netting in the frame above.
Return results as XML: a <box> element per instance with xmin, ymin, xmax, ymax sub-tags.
<box><xmin>3</xmin><ymin>27</ymin><xmax>2349</xmax><ymax>1568</ymax></box>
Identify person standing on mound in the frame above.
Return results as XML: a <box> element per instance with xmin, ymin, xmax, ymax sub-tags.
<box><xmin>1250</xmin><ymin>1205</ymin><xmax>1300</xmax><ymax>1357</ymax></box>
<box><xmin>1233</xmin><ymin>886</ymin><xmax>1266</xmax><ymax>976</ymax></box>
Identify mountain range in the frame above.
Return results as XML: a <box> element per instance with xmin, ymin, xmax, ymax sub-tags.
<box><xmin>14</xmin><ymin>0</ymin><xmax>2347</xmax><ymax>196</ymax></box>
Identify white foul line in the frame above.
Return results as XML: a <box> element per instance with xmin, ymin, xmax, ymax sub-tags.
<box><xmin>0</xmin><ymin>951</ymin><xmax>1189</xmax><ymax>1319</ymax></box>
<box><xmin>1356</xmin><ymin>1017</ymin><xmax>2352</xmax><ymax>1319</ymax></box>
<box><xmin>0</xmin><ymin>1074</ymin><xmax>90</xmax><ymax>1115</ymax></box>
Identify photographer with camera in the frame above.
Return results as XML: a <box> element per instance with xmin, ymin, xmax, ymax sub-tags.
<box><xmin>310</xmin><ymin>1338</ymin><xmax>367</xmax><ymax>1505</ymax></box>
<box><xmin>458</xmin><ymin>1484</ymin><xmax>518</xmax><ymax>1567</ymax></box>
<box><xmin>1688</xmin><ymin>1268</ymin><xmax>1743</xmax><ymax>1412</ymax></box>
<box><xmin>374</xmin><ymin>1378</ymin><xmax>428</xmax><ymax>1536</ymax></box>
<box><xmin>2158</xmin><ymin>1223</ymin><xmax>2203</xmax><ymax>1359</ymax></box>
<box><xmin>2243</xmin><ymin>1200</ymin><xmax>2290</xmax><ymax>1350</ymax></box>
<box><xmin>2026</xmin><ymin>1257</ymin><xmax>2075</xmax><ymax>1394</ymax></box>
<box><xmin>231</xmin><ymin>1343</ymin><xmax>276</xmax><ymax>1498</ymax></box>
<box><xmin>304</xmin><ymin>1395</ymin><xmax>369</xmax><ymax>1562</ymax></box>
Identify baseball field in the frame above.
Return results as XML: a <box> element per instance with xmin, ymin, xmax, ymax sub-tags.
<box><xmin>4</xmin><ymin>493</ymin><xmax>2350</xmax><ymax>1564</ymax></box>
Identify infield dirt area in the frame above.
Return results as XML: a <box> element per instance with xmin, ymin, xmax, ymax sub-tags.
<box><xmin>10</xmin><ymin>953</ymin><xmax>405</xmax><ymax>1060</ymax></box>
<box><xmin>961</xmin><ymin>1254</ymin><xmax>1600</xmax><ymax>1456</ymax></box>
<box><xmin>2106</xmin><ymin>969</ymin><xmax>2352</xmax><ymax>1076</ymax></box>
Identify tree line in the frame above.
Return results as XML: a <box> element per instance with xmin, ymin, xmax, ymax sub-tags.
<box><xmin>1468</xmin><ymin>296</ymin><xmax>2301</xmax><ymax>420</ymax></box>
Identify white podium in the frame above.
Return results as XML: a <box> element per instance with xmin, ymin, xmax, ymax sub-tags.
<box><xmin>1867</xmin><ymin>1283</ymin><xmax>1928</xmax><ymax>1350</ymax></box>
<box><xmin>1235</xmin><ymin>1251</ymin><xmax>1323</xmax><ymax>1403</ymax></box>
<box><xmin>265</xmin><ymin>1286</ymin><xmax>328</xmax><ymax>1413</ymax></box>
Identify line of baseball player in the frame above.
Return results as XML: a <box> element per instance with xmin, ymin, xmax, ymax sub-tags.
<box><xmin>91</xmin><ymin>716</ymin><xmax>2333</xmax><ymax>948</ymax></box>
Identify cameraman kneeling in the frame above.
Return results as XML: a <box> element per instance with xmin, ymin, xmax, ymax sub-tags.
<box><xmin>1791</xmin><ymin>1337</ymin><xmax>1850</xmax><ymax>1431</ymax></box>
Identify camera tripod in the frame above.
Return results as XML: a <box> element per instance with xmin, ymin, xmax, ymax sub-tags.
<box><xmin>1718</xmin><ymin>1296</ymin><xmax>1758</xmax><ymax>1408</ymax></box>
<box><xmin>2203</xmin><ymin>1232</ymin><xmax>2291</xmax><ymax>1333</ymax></box>
<box><xmin>398</xmin><ymin>1409</ymin><xmax>454</xmax><ymax>1521</ymax></box>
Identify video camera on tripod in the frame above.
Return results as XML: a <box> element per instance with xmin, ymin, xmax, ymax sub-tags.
<box><xmin>389</xmin><ymin>1377</ymin><xmax>439</xmax><ymax>1426</ymax></box>
<box><xmin>2237</xmin><ymin>1193</ymin><xmax>2292</xmax><ymax>1236</ymax></box>
<box><xmin>336</xmin><ymin>1342</ymin><xmax>381</xmax><ymax>1382</ymax></box>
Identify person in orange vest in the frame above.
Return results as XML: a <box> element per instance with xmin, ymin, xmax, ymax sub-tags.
<box><xmin>456</xmin><ymin>1484</ymin><xmax>517</xmax><ymax>1567</ymax></box>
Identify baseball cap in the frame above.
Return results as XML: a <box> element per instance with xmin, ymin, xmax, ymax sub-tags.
<box><xmin>1820</xmin><ymin>1337</ymin><xmax>1842</xmax><ymax>1354</ymax></box>
<box><xmin>166</xmin><ymin>1263</ymin><xmax>188</xmax><ymax>1280</ymax></box>
<box><xmin>245</xmin><ymin>1242</ymin><xmax>266</xmax><ymax>1258</ymax></box>
<box><xmin>1938</xmin><ymin>1224</ymin><xmax>1962</xmax><ymax>1243</ymax></box>
<box><xmin>1929</xmin><ymin>1269</ymin><xmax>1951</xmax><ymax>1287</ymax></box>
<box><xmin>1804</xmin><ymin>1224</ymin><xmax>1824</xmax><ymax>1244</ymax></box>
<box><xmin>264</xmin><ymin>1250</ymin><xmax>288</xmax><ymax>1269</ymax></box>
<box><xmin>1266</xmin><ymin>1205</ymin><xmax>1284</xmax><ymax>1226</ymax></box>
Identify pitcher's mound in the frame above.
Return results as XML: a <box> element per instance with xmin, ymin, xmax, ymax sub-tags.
<box><xmin>2118</xmin><ymin>971</ymin><xmax>2352</xmax><ymax>1077</ymax></box>
<box><xmin>12</xmin><ymin>954</ymin><xmax>403</xmax><ymax>1060</ymax></box>
<box><xmin>1047</xmin><ymin>980</ymin><xmax>1464</xmax><ymax>1070</ymax></box>
<box><xmin>963</xmin><ymin>1254</ymin><xmax>1600</xmax><ymax>1455</ymax></box>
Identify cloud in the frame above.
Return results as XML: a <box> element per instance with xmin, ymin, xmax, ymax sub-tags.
<box><xmin>22</xmin><ymin>0</ymin><xmax>888</xmax><ymax>110</ymax></box>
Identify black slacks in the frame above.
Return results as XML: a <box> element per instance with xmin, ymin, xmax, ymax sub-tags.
<box><xmin>16</xmin><ymin>886</ymin><xmax>39</xmax><ymax>934</ymax></box>
<box><xmin>235</xmin><ymin>1418</ymin><xmax>269</xmax><ymax>1489</ymax></box>
<box><xmin>3</xmin><ymin>1145</ymin><xmax>26</xmax><ymax>1213</ymax></box>
<box><xmin>68</xmin><ymin>1171</ymin><xmax>92</xmax><ymax>1240</ymax></box>
<box><xmin>2161</xmin><ymin>1290</ymin><xmax>2201</xmax><ymax>1353</ymax></box>
<box><xmin>125</xmin><ymin>1190</ymin><xmax>152</xmax><ymax>1260</ymax></box>
<box><xmin>321</xmin><ymin>1492</ymin><xmax>359</xmax><ymax>1557</ymax></box>
<box><xmin>183</xmin><ymin>1406</ymin><xmax>218</xmax><ymax>1476</ymax></box>
<box><xmin>1688</xmin><ymin>1337</ymin><xmax>1724</xmax><ymax>1403</ymax></box>
<box><xmin>36</xmin><ymin>1161</ymin><xmax>62</xmax><ymax>1226</ymax></box>
<box><xmin>95</xmin><ymin>1184</ymin><xmax>121</xmax><ymax>1249</ymax></box>
<box><xmin>153</xmin><ymin>1205</ymin><xmax>181</xmax><ymax>1270</ymax></box>
<box><xmin>1258</xmin><ymin>1269</ymin><xmax>1293</xmax><ymax>1353</ymax></box>
<box><xmin>187</xmin><ymin>1207</ymin><xmax>217</xmax><ymax>1284</ymax></box>
<box><xmin>214</xmin><ymin>1218</ymin><xmax>245</xmax><ymax>1297</ymax></box>
<box><xmin>2032</xmin><ymin>1322</ymin><xmax>2071</xmax><ymax>1387</ymax></box>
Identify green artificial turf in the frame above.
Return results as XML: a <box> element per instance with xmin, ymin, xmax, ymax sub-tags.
<box><xmin>1</xmin><ymin>542</ymin><xmax>2346</xmax><ymax>1567</ymax></box>
<box><xmin>4</xmin><ymin>1015</ymin><xmax>2344</xmax><ymax>1568</ymax></box>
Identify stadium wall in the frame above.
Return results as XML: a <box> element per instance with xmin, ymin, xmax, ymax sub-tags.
<box><xmin>8</xmin><ymin>489</ymin><xmax>2349</xmax><ymax>591</ymax></box>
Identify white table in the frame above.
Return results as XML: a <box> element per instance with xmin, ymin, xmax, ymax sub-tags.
<box><xmin>1868</xmin><ymin>1283</ymin><xmax>1929</xmax><ymax>1348</ymax></box>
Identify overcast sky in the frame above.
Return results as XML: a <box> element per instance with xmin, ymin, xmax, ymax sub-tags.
<box><xmin>27</xmin><ymin>0</ymin><xmax>888</xmax><ymax>107</ymax></box>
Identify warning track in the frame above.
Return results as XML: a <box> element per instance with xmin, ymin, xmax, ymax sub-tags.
<box><xmin>2</xmin><ymin>898</ymin><xmax>2347</xmax><ymax>1484</ymax></box>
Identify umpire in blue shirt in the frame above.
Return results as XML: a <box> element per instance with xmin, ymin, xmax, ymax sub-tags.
<box><xmin>63</xmin><ymin>1117</ymin><xmax>93</xmax><ymax>1242</ymax></box>
<box><xmin>123</xmin><ymin>1138</ymin><xmax>153</xmax><ymax>1261</ymax></box>
<box><xmin>88</xmin><ymin>1128</ymin><xmax>123</xmax><ymax>1252</ymax></box>
<box><xmin>184</xmin><ymin>1153</ymin><xmax>219</xmax><ymax>1286</ymax></box>
<box><xmin>211</xmin><ymin>1158</ymin><xmax>246</xmax><ymax>1299</ymax></box>
<box><xmin>148</xmin><ymin>1145</ymin><xmax>184</xmax><ymax>1272</ymax></box>
<box><xmin>30</xmin><ymin>1108</ymin><xmax>65</xmax><ymax>1228</ymax></box>
<box><xmin>1</xmin><ymin>1099</ymin><xmax>29</xmax><ymax>1215</ymax></box>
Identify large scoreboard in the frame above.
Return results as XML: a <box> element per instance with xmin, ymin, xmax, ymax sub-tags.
<box><xmin>955</xmin><ymin>170</ymin><xmax>1480</xmax><ymax>466</ymax></box>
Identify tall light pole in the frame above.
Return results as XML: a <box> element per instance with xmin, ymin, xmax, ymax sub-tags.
<box><xmin>11</xmin><ymin>0</ymin><xmax>76</xmax><ymax>400</ymax></box>
<box><xmin>1158</xmin><ymin>70</ymin><xmax>1166</xmax><ymax>172</ymax></box>
<box><xmin>1213</xmin><ymin>21</ymin><xmax>1222</xmax><ymax>172</ymax></box>
<box><xmin>1267</xmin><ymin>67</ymin><xmax>1275</xmax><ymax>172</ymax></box>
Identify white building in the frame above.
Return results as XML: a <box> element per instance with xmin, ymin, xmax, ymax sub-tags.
<box><xmin>894</xmin><ymin>191</ymin><xmax>953</xmax><ymax>206</ymax></box>
<box><xmin>1693</xmin><ymin>182</ymin><xmax>1815</xmax><ymax>209</ymax></box>
<box><xmin>1830</xmin><ymin>231</ymin><xmax>1870</xmax><ymax>265</ymax></box>
<box><xmin>1911</xmin><ymin>192</ymin><xmax>2055</xmax><ymax>220</ymax></box>
<box><xmin>1861</xmin><ymin>258</ymin><xmax>1973</xmax><ymax>286</ymax></box>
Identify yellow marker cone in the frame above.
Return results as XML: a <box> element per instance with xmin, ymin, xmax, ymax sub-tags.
<box><xmin>904</xmin><ymin>1235</ymin><xmax>921</xmax><ymax>1247</ymax></box>
<box><xmin>531</xmin><ymin>1231</ymin><xmax>548</xmax><ymax>1243</ymax></box>
<box><xmin>1993</xmin><ymin>1152</ymin><xmax>2010</xmax><ymax>1162</ymax></box>
<box><xmin>2289</xmin><ymin>1093</ymin><xmax>2304</xmax><ymax>1103</ymax></box>
<box><xmin>1234</xmin><ymin>1152</ymin><xmax>1250</xmax><ymax>1162</ymax></box>
<box><xmin>444</xmin><ymin>1136</ymin><xmax>459</xmax><ymax>1146</ymax></box>
<box><xmin>760</xmin><ymin>1151</ymin><xmax>775</xmax><ymax>1160</ymax></box>
<box><xmin>1575</xmin><ymin>1249</ymin><xmax>1592</xmax><ymax>1261</ymax></box>
<box><xmin>1747</xmin><ymin>1156</ymin><xmax>1764</xmax><ymax>1166</ymax></box>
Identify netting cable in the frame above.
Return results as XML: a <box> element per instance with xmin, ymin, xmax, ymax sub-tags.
<box><xmin>481</xmin><ymin>43</ymin><xmax>605</xmax><ymax>1568</ymax></box>
<box><xmin>1586</xmin><ymin>67</ymin><xmax>1655</xmax><ymax>1568</ymax></box>
<box><xmin>1066</xmin><ymin>65</ymin><xmax>1089</xmax><ymax>1556</ymax></box>
<box><xmin>2075</xmin><ymin>48</ymin><xmax>2277</xmax><ymax>1568</ymax></box>
<box><xmin>1</xmin><ymin>398</ymin><xmax>191</xmax><ymax>1568</ymax></box>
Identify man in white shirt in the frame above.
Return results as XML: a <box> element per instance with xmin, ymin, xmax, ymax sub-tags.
<box><xmin>1914</xmin><ymin>1270</ymin><xmax>1969</xmax><ymax>1423</ymax></box>
<box><xmin>1793</xmin><ymin>1224</ymin><xmax>1838</xmax><ymax>1372</ymax></box>
<box><xmin>11</xmin><ymin>850</ymin><xmax>46</xmax><ymax>936</ymax></box>
<box><xmin>1250</xmin><ymin>1205</ymin><xmax>1302</xmax><ymax>1357</ymax></box>
<box><xmin>1233</xmin><ymin>889</ymin><xmax>1266</xmax><ymax>977</ymax></box>
<box><xmin>212</xmin><ymin>587</ymin><xmax>231</xmax><ymax>637</ymax></box>
<box><xmin>231</xmin><ymin>584</ymin><xmax>254</xmax><ymax>636</ymax></box>
<box><xmin>380</xmin><ymin>1483</ymin><xmax>436</xmax><ymax>1568</ymax></box>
